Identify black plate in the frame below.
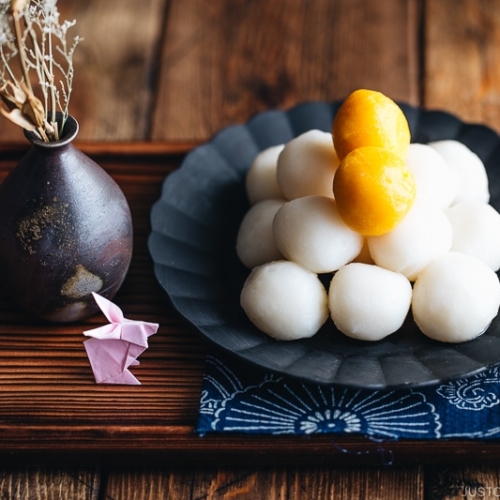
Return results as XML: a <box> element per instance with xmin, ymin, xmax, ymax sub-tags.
<box><xmin>148</xmin><ymin>101</ymin><xmax>500</xmax><ymax>389</ymax></box>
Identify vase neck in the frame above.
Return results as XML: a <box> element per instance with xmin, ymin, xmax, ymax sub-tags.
<box><xmin>24</xmin><ymin>115</ymin><xmax>79</xmax><ymax>148</ymax></box>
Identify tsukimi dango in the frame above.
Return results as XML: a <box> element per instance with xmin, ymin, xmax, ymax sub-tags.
<box><xmin>276</xmin><ymin>129</ymin><xmax>339</xmax><ymax>200</ymax></box>
<box><xmin>412</xmin><ymin>252</ymin><xmax>500</xmax><ymax>343</ymax></box>
<box><xmin>405</xmin><ymin>143</ymin><xmax>456</xmax><ymax>209</ymax></box>
<box><xmin>245</xmin><ymin>144</ymin><xmax>284</xmax><ymax>205</ymax></box>
<box><xmin>367</xmin><ymin>198</ymin><xmax>452</xmax><ymax>281</ymax></box>
<box><xmin>273</xmin><ymin>195</ymin><xmax>363</xmax><ymax>273</ymax></box>
<box><xmin>240</xmin><ymin>260</ymin><xmax>329</xmax><ymax>341</ymax></box>
<box><xmin>236</xmin><ymin>198</ymin><xmax>285</xmax><ymax>268</ymax></box>
<box><xmin>332</xmin><ymin>89</ymin><xmax>411</xmax><ymax>160</ymax></box>
<box><xmin>329</xmin><ymin>263</ymin><xmax>412</xmax><ymax>341</ymax></box>
<box><xmin>236</xmin><ymin>88</ymin><xmax>500</xmax><ymax>346</ymax></box>
<box><xmin>429</xmin><ymin>140</ymin><xmax>489</xmax><ymax>205</ymax></box>
<box><xmin>446</xmin><ymin>201</ymin><xmax>500</xmax><ymax>272</ymax></box>
<box><xmin>333</xmin><ymin>146</ymin><xmax>417</xmax><ymax>236</ymax></box>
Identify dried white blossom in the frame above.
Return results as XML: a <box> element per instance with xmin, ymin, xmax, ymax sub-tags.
<box><xmin>0</xmin><ymin>0</ymin><xmax>82</xmax><ymax>141</ymax></box>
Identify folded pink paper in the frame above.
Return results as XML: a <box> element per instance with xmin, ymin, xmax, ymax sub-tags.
<box><xmin>83</xmin><ymin>293</ymin><xmax>159</xmax><ymax>384</ymax></box>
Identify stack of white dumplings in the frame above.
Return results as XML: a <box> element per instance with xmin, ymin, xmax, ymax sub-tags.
<box><xmin>237</xmin><ymin>129</ymin><xmax>500</xmax><ymax>343</ymax></box>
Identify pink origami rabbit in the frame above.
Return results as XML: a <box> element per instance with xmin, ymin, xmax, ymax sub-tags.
<box><xmin>83</xmin><ymin>293</ymin><xmax>159</xmax><ymax>385</ymax></box>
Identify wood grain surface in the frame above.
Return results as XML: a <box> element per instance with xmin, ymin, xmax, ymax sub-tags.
<box><xmin>1</xmin><ymin>0</ymin><xmax>500</xmax><ymax>498</ymax></box>
<box><xmin>152</xmin><ymin>0</ymin><xmax>420</xmax><ymax>142</ymax></box>
<box><xmin>425</xmin><ymin>0</ymin><xmax>500</xmax><ymax>131</ymax></box>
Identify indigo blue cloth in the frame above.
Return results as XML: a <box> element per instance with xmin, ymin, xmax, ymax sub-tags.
<box><xmin>197</xmin><ymin>352</ymin><xmax>500</xmax><ymax>439</ymax></box>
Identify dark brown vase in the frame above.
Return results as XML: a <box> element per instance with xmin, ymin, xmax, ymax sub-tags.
<box><xmin>0</xmin><ymin>116</ymin><xmax>133</xmax><ymax>322</ymax></box>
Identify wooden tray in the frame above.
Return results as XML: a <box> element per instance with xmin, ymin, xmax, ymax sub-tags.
<box><xmin>1</xmin><ymin>143</ymin><xmax>500</xmax><ymax>467</ymax></box>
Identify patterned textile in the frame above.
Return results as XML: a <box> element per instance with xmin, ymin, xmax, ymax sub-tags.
<box><xmin>197</xmin><ymin>352</ymin><xmax>500</xmax><ymax>439</ymax></box>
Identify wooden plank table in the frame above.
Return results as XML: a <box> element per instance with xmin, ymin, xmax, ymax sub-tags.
<box><xmin>1</xmin><ymin>0</ymin><xmax>500</xmax><ymax>498</ymax></box>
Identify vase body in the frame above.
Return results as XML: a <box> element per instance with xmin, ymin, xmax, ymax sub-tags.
<box><xmin>0</xmin><ymin>116</ymin><xmax>133</xmax><ymax>322</ymax></box>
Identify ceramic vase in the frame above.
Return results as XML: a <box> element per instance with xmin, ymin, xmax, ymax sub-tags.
<box><xmin>0</xmin><ymin>115</ymin><xmax>133</xmax><ymax>322</ymax></box>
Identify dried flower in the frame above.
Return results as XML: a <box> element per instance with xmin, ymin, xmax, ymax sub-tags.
<box><xmin>0</xmin><ymin>0</ymin><xmax>82</xmax><ymax>141</ymax></box>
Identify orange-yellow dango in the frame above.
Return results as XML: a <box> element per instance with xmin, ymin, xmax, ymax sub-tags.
<box><xmin>332</xmin><ymin>89</ymin><xmax>411</xmax><ymax>161</ymax></box>
<box><xmin>332</xmin><ymin>146</ymin><xmax>416</xmax><ymax>236</ymax></box>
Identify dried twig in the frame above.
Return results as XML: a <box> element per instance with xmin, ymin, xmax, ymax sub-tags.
<box><xmin>0</xmin><ymin>0</ymin><xmax>82</xmax><ymax>141</ymax></box>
